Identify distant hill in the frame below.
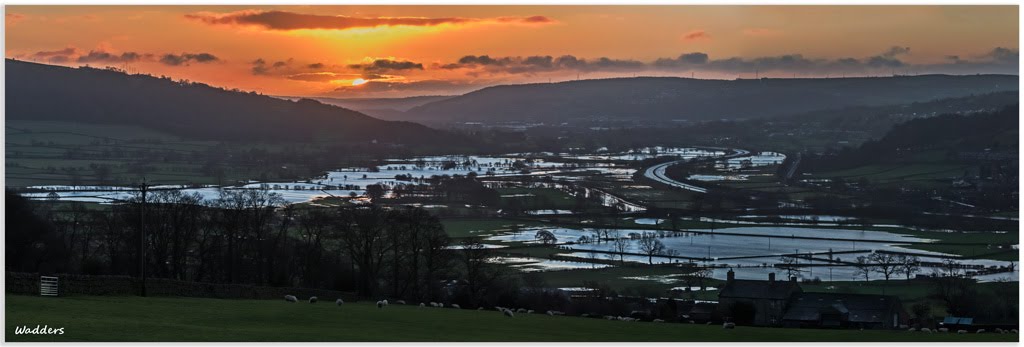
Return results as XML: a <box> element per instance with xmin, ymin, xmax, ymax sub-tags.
<box><xmin>6</xmin><ymin>59</ymin><xmax>463</xmax><ymax>145</ymax></box>
<box><xmin>275</xmin><ymin>95</ymin><xmax>454</xmax><ymax>121</ymax></box>
<box><xmin>407</xmin><ymin>75</ymin><xmax>1019</xmax><ymax>123</ymax></box>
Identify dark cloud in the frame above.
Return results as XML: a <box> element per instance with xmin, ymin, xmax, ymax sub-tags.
<box><xmin>159</xmin><ymin>52</ymin><xmax>220</xmax><ymax>66</ymax></box>
<box><xmin>987</xmin><ymin>47</ymin><xmax>1018</xmax><ymax>63</ymax></box>
<box><xmin>682</xmin><ymin>30</ymin><xmax>710</xmax><ymax>40</ymax></box>
<box><xmin>30</xmin><ymin>47</ymin><xmax>80</xmax><ymax>63</ymax></box>
<box><xmin>333</xmin><ymin>79</ymin><xmax>482</xmax><ymax>94</ymax></box>
<box><xmin>880</xmin><ymin>46</ymin><xmax>911</xmax><ymax>58</ymax></box>
<box><xmin>348</xmin><ymin>59</ymin><xmax>424</xmax><ymax>71</ymax></box>
<box><xmin>185</xmin><ymin>10</ymin><xmax>554</xmax><ymax>31</ymax></box>
<box><xmin>442</xmin><ymin>54</ymin><xmax>644</xmax><ymax>75</ymax></box>
<box><xmin>77</xmin><ymin>50</ymin><xmax>149</xmax><ymax>64</ymax></box>
<box><xmin>434</xmin><ymin>45</ymin><xmax>1017</xmax><ymax>77</ymax></box>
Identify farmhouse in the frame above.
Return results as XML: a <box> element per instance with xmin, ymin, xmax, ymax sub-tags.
<box><xmin>717</xmin><ymin>270</ymin><xmax>907</xmax><ymax>329</ymax></box>
<box><xmin>781</xmin><ymin>292</ymin><xmax>906</xmax><ymax>329</ymax></box>
<box><xmin>717</xmin><ymin>270</ymin><xmax>802</xmax><ymax>326</ymax></box>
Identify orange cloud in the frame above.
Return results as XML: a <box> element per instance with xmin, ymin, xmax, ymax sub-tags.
<box><xmin>6</xmin><ymin>13</ymin><xmax>26</xmax><ymax>26</ymax></box>
<box><xmin>682</xmin><ymin>30</ymin><xmax>710</xmax><ymax>41</ymax></box>
<box><xmin>184</xmin><ymin>10</ymin><xmax>555</xmax><ymax>31</ymax></box>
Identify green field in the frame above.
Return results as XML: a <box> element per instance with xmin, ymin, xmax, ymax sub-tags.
<box><xmin>6</xmin><ymin>295</ymin><xmax>1016</xmax><ymax>342</ymax></box>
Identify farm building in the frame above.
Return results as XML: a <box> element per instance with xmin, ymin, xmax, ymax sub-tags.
<box><xmin>717</xmin><ymin>270</ymin><xmax>802</xmax><ymax>326</ymax></box>
<box><xmin>780</xmin><ymin>292</ymin><xmax>906</xmax><ymax>329</ymax></box>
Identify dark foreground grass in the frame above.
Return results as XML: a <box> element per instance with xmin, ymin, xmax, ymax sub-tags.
<box><xmin>5</xmin><ymin>295</ymin><xmax>1017</xmax><ymax>342</ymax></box>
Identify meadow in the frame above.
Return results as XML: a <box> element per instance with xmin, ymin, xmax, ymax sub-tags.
<box><xmin>6</xmin><ymin>295</ymin><xmax>1017</xmax><ymax>342</ymax></box>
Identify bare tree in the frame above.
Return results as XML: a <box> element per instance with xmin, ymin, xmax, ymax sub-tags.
<box><xmin>853</xmin><ymin>255</ymin><xmax>873</xmax><ymax>282</ymax></box>
<box><xmin>637</xmin><ymin>233</ymin><xmax>665</xmax><ymax>264</ymax></box>
<box><xmin>896</xmin><ymin>254</ymin><xmax>921</xmax><ymax>280</ymax></box>
<box><xmin>608</xmin><ymin>234</ymin><xmax>630</xmax><ymax>264</ymax></box>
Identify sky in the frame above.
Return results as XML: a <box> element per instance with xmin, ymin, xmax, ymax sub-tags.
<box><xmin>5</xmin><ymin>5</ymin><xmax>1019</xmax><ymax>98</ymax></box>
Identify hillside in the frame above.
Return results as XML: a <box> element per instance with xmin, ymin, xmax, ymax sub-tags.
<box><xmin>407</xmin><ymin>75</ymin><xmax>1019</xmax><ymax>123</ymax></box>
<box><xmin>5</xmin><ymin>59</ymin><xmax>462</xmax><ymax>145</ymax></box>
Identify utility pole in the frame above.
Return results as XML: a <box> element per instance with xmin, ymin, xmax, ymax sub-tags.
<box><xmin>139</xmin><ymin>178</ymin><xmax>148</xmax><ymax>297</ymax></box>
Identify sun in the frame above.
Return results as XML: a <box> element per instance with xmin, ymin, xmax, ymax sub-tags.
<box><xmin>352</xmin><ymin>78</ymin><xmax>368</xmax><ymax>86</ymax></box>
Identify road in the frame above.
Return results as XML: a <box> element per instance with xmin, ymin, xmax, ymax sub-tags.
<box><xmin>641</xmin><ymin>148</ymin><xmax>750</xmax><ymax>194</ymax></box>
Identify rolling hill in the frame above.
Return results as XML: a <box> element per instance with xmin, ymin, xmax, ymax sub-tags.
<box><xmin>406</xmin><ymin>75</ymin><xmax>1019</xmax><ymax>123</ymax></box>
<box><xmin>5</xmin><ymin>59</ymin><xmax>464</xmax><ymax>145</ymax></box>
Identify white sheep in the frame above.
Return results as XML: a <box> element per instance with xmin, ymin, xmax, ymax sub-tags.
<box><xmin>723</xmin><ymin>322</ymin><xmax>736</xmax><ymax>329</ymax></box>
<box><xmin>478</xmin><ymin>307</ymin><xmax>484</xmax><ymax>311</ymax></box>
<box><xmin>382</xmin><ymin>299</ymin><xmax>389</xmax><ymax>306</ymax></box>
<box><xmin>920</xmin><ymin>328</ymin><xmax>931</xmax><ymax>333</ymax></box>
<box><xmin>376</xmin><ymin>300</ymin><xmax>385</xmax><ymax>309</ymax></box>
<box><xmin>309</xmin><ymin>296</ymin><xmax>318</xmax><ymax>304</ymax></box>
<box><xmin>907</xmin><ymin>328</ymin><xmax>917</xmax><ymax>332</ymax></box>
<box><xmin>653</xmin><ymin>319</ymin><xmax>665</xmax><ymax>323</ymax></box>
<box><xmin>284</xmin><ymin>295</ymin><xmax>298</xmax><ymax>303</ymax></box>
<box><xmin>546</xmin><ymin>310</ymin><xmax>554</xmax><ymax>316</ymax></box>
<box><xmin>996</xmin><ymin>328</ymin><xmax>1004</xmax><ymax>334</ymax></box>
<box><xmin>516</xmin><ymin>308</ymin><xmax>527</xmax><ymax>313</ymax></box>
<box><xmin>1012</xmin><ymin>329</ymin><xmax>1019</xmax><ymax>334</ymax></box>
<box><xmin>938</xmin><ymin>328</ymin><xmax>949</xmax><ymax>333</ymax></box>
<box><xmin>604</xmin><ymin>315</ymin><xmax>615</xmax><ymax>320</ymax></box>
<box><xmin>419</xmin><ymin>303</ymin><xmax>426</xmax><ymax>308</ymax></box>
<box><xmin>430</xmin><ymin>301</ymin><xmax>440</xmax><ymax>307</ymax></box>
<box><xmin>957</xmin><ymin>330</ymin><xmax>968</xmax><ymax>334</ymax></box>
<box><xmin>451</xmin><ymin>304</ymin><xmax>461</xmax><ymax>309</ymax></box>
<box><xmin>396</xmin><ymin>300</ymin><xmax>406</xmax><ymax>305</ymax></box>
<box><xmin>335</xmin><ymin>299</ymin><xmax>344</xmax><ymax>306</ymax></box>
<box><xmin>503</xmin><ymin>309</ymin><xmax>515</xmax><ymax>318</ymax></box>
<box><xmin>976</xmin><ymin>329</ymin><xmax>986</xmax><ymax>334</ymax></box>
<box><xmin>688</xmin><ymin>320</ymin><xmax>696</xmax><ymax>324</ymax></box>
<box><xmin>527</xmin><ymin>310</ymin><xmax>534</xmax><ymax>314</ymax></box>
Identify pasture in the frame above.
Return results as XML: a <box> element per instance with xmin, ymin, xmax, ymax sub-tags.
<box><xmin>5</xmin><ymin>295</ymin><xmax>1017</xmax><ymax>342</ymax></box>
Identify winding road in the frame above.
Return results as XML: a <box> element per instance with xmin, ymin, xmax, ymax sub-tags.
<box><xmin>642</xmin><ymin>148</ymin><xmax>751</xmax><ymax>194</ymax></box>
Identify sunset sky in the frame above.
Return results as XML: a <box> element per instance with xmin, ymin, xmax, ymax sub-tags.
<box><xmin>5</xmin><ymin>5</ymin><xmax>1019</xmax><ymax>98</ymax></box>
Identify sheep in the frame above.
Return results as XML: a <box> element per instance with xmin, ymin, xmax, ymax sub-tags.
<box><xmin>688</xmin><ymin>320</ymin><xmax>696</xmax><ymax>324</ymax></box>
<box><xmin>419</xmin><ymin>303</ymin><xmax>426</xmax><ymax>308</ymax></box>
<box><xmin>381</xmin><ymin>299</ymin><xmax>389</xmax><ymax>306</ymax></box>
<box><xmin>546</xmin><ymin>310</ymin><xmax>555</xmax><ymax>316</ymax></box>
<box><xmin>284</xmin><ymin>295</ymin><xmax>298</xmax><ymax>303</ymax></box>
<box><xmin>907</xmin><ymin>328</ymin><xmax>916</xmax><ymax>332</ymax></box>
<box><xmin>976</xmin><ymin>329</ymin><xmax>986</xmax><ymax>334</ymax></box>
<box><xmin>516</xmin><ymin>308</ymin><xmax>527</xmax><ymax>314</ymax></box>
<box><xmin>723</xmin><ymin>322</ymin><xmax>736</xmax><ymax>329</ymax></box>
<box><xmin>996</xmin><ymin>328</ymin><xmax>1004</xmax><ymax>334</ymax></box>
<box><xmin>552</xmin><ymin>311</ymin><xmax>565</xmax><ymax>316</ymax></box>
<box><xmin>920</xmin><ymin>328</ymin><xmax>930</xmax><ymax>333</ymax></box>
<box><xmin>396</xmin><ymin>300</ymin><xmax>406</xmax><ymax>305</ymax></box>
<box><xmin>376</xmin><ymin>300</ymin><xmax>385</xmax><ymax>309</ymax></box>
<box><xmin>451</xmin><ymin>304</ymin><xmax>461</xmax><ymax>309</ymax></box>
<box><xmin>604</xmin><ymin>315</ymin><xmax>615</xmax><ymax>320</ymax></box>
<box><xmin>1013</xmin><ymin>329</ymin><xmax>1019</xmax><ymax>334</ymax></box>
<box><xmin>527</xmin><ymin>310</ymin><xmax>534</xmax><ymax>314</ymax></box>
<box><xmin>430</xmin><ymin>302</ymin><xmax>440</xmax><ymax>308</ymax></box>
<box><xmin>502</xmin><ymin>309</ymin><xmax>515</xmax><ymax>318</ymax></box>
<box><xmin>335</xmin><ymin>299</ymin><xmax>344</xmax><ymax>306</ymax></box>
<box><xmin>309</xmin><ymin>296</ymin><xmax>318</xmax><ymax>304</ymax></box>
<box><xmin>580</xmin><ymin>314</ymin><xmax>589</xmax><ymax>318</ymax></box>
<box><xmin>478</xmin><ymin>307</ymin><xmax>484</xmax><ymax>311</ymax></box>
<box><xmin>653</xmin><ymin>319</ymin><xmax>665</xmax><ymax>323</ymax></box>
<box><xmin>938</xmin><ymin>328</ymin><xmax>949</xmax><ymax>333</ymax></box>
<box><xmin>957</xmin><ymin>330</ymin><xmax>968</xmax><ymax>334</ymax></box>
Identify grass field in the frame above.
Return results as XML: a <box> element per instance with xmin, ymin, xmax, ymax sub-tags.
<box><xmin>6</xmin><ymin>295</ymin><xmax>1017</xmax><ymax>342</ymax></box>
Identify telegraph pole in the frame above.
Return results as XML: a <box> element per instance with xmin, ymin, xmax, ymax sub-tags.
<box><xmin>139</xmin><ymin>178</ymin><xmax>148</xmax><ymax>297</ymax></box>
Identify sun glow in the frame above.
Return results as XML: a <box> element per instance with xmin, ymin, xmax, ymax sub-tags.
<box><xmin>352</xmin><ymin>78</ymin><xmax>368</xmax><ymax>86</ymax></box>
